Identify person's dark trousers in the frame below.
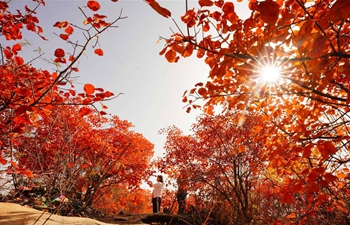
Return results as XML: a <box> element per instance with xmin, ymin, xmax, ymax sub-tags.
<box><xmin>152</xmin><ymin>197</ymin><xmax>161</xmax><ymax>213</ymax></box>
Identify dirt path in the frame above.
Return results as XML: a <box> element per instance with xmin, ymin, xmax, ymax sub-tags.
<box><xmin>0</xmin><ymin>202</ymin><xmax>125</xmax><ymax>225</ymax></box>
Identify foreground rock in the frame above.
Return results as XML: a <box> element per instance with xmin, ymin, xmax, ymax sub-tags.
<box><xmin>0</xmin><ymin>203</ymin><xmax>124</xmax><ymax>225</ymax></box>
<box><xmin>0</xmin><ymin>203</ymin><xmax>191</xmax><ymax>225</ymax></box>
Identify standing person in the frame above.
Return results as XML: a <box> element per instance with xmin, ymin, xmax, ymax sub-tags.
<box><xmin>150</xmin><ymin>175</ymin><xmax>164</xmax><ymax>213</ymax></box>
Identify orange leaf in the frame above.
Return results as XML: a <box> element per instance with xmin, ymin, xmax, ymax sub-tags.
<box><xmin>286</xmin><ymin>213</ymin><xmax>296</xmax><ymax>219</ymax></box>
<box><xmin>87</xmin><ymin>0</ymin><xmax>101</xmax><ymax>11</ymax></box>
<box><xmin>249</xmin><ymin>0</ymin><xmax>258</xmax><ymax>10</ymax></box>
<box><xmin>60</xmin><ymin>34</ymin><xmax>69</xmax><ymax>40</ymax></box>
<box><xmin>54</xmin><ymin>48</ymin><xmax>65</xmax><ymax>57</ymax></box>
<box><xmin>22</xmin><ymin>170</ymin><xmax>34</xmax><ymax>178</ymax></box>
<box><xmin>94</xmin><ymin>48</ymin><xmax>104</xmax><ymax>56</ymax></box>
<box><xmin>84</xmin><ymin>83</ymin><xmax>95</xmax><ymax>95</ymax></box>
<box><xmin>65</xmin><ymin>25</ymin><xmax>74</xmax><ymax>35</ymax></box>
<box><xmin>317</xmin><ymin>141</ymin><xmax>337</xmax><ymax>160</ymax></box>
<box><xmin>309</xmin><ymin>34</ymin><xmax>328</xmax><ymax>58</ymax></box>
<box><xmin>325</xmin><ymin>0</ymin><xmax>350</xmax><ymax>22</ymax></box>
<box><xmin>205</xmin><ymin>105</ymin><xmax>214</xmax><ymax>115</ymax></box>
<box><xmin>199</xmin><ymin>0</ymin><xmax>213</xmax><ymax>7</ymax></box>
<box><xmin>145</xmin><ymin>0</ymin><xmax>171</xmax><ymax>18</ymax></box>
<box><xmin>238</xmin><ymin>145</ymin><xmax>245</xmax><ymax>153</ymax></box>
<box><xmin>197</xmin><ymin>87</ymin><xmax>207</xmax><ymax>96</ymax></box>
<box><xmin>165</xmin><ymin>49</ymin><xmax>177</xmax><ymax>63</ymax></box>
<box><xmin>302</xmin><ymin>144</ymin><xmax>312</xmax><ymax>157</ymax></box>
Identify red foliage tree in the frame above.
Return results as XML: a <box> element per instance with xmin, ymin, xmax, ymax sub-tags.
<box><xmin>148</xmin><ymin>0</ymin><xmax>350</xmax><ymax>223</ymax></box>
<box><xmin>158</xmin><ymin>112</ymin><xmax>273</xmax><ymax>224</ymax></box>
<box><xmin>0</xmin><ymin>0</ymin><xmax>124</xmax><ymax>167</ymax></box>
<box><xmin>9</xmin><ymin>105</ymin><xmax>154</xmax><ymax>214</ymax></box>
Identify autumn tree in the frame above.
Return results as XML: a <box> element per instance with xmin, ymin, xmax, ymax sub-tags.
<box><xmin>0</xmin><ymin>0</ymin><xmax>159</xmax><ymax>216</ymax></box>
<box><xmin>158</xmin><ymin>112</ymin><xmax>273</xmax><ymax>224</ymax></box>
<box><xmin>0</xmin><ymin>0</ymin><xmax>123</xmax><ymax>168</ymax></box>
<box><xmin>8</xmin><ymin>105</ymin><xmax>154</xmax><ymax>214</ymax></box>
<box><xmin>147</xmin><ymin>0</ymin><xmax>350</xmax><ymax>223</ymax></box>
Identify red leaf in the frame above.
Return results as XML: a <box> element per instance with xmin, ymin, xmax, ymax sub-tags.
<box><xmin>317</xmin><ymin>141</ymin><xmax>337</xmax><ymax>160</ymax></box>
<box><xmin>79</xmin><ymin>107</ymin><xmax>92</xmax><ymax>116</ymax></box>
<box><xmin>326</xmin><ymin>0</ymin><xmax>350</xmax><ymax>22</ymax></box>
<box><xmin>69</xmin><ymin>55</ymin><xmax>75</xmax><ymax>61</ymax></box>
<box><xmin>104</xmin><ymin>91</ymin><xmax>114</xmax><ymax>97</ymax></box>
<box><xmin>53</xmin><ymin>21</ymin><xmax>68</xmax><ymax>28</ymax></box>
<box><xmin>54</xmin><ymin>57</ymin><xmax>66</xmax><ymax>63</ymax></box>
<box><xmin>145</xmin><ymin>0</ymin><xmax>171</xmax><ymax>18</ymax></box>
<box><xmin>248</xmin><ymin>0</ymin><xmax>258</xmax><ymax>10</ymax></box>
<box><xmin>222</xmin><ymin>2</ymin><xmax>234</xmax><ymax>15</ymax></box>
<box><xmin>257</xmin><ymin>0</ymin><xmax>279</xmax><ymax>25</ymax></box>
<box><xmin>199</xmin><ymin>0</ymin><xmax>213</xmax><ymax>7</ymax></box>
<box><xmin>0</xmin><ymin>155</ymin><xmax>7</xmax><ymax>165</ymax></box>
<box><xmin>324</xmin><ymin>173</ymin><xmax>338</xmax><ymax>183</ymax></box>
<box><xmin>84</xmin><ymin>83</ymin><xmax>95</xmax><ymax>95</ymax></box>
<box><xmin>310</xmin><ymin>34</ymin><xmax>328</xmax><ymax>58</ymax></box>
<box><xmin>3</xmin><ymin>49</ymin><xmax>13</xmax><ymax>59</ymax></box>
<box><xmin>14</xmin><ymin>56</ymin><xmax>24</xmax><ymax>65</ymax></box>
<box><xmin>60</xmin><ymin>34</ymin><xmax>69</xmax><ymax>40</ymax></box>
<box><xmin>94</xmin><ymin>48</ymin><xmax>104</xmax><ymax>56</ymax></box>
<box><xmin>69</xmin><ymin>89</ymin><xmax>76</xmax><ymax>96</ymax></box>
<box><xmin>87</xmin><ymin>0</ymin><xmax>101</xmax><ymax>11</ymax></box>
<box><xmin>281</xmin><ymin>192</ymin><xmax>294</xmax><ymax>204</ymax></box>
<box><xmin>71</xmin><ymin>67</ymin><xmax>79</xmax><ymax>72</ymax></box>
<box><xmin>95</xmin><ymin>88</ymin><xmax>104</xmax><ymax>92</ymax></box>
<box><xmin>302</xmin><ymin>144</ymin><xmax>312</xmax><ymax>157</ymax></box>
<box><xmin>65</xmin><ymin>25</ymin><xmax>74</xmax><ymax>35</ymax></box>
<box><xmin>54</xmin><ymin>48</ymin><xmax>65</xmax><ymax>58</ymax></box>
<box><xmin>12</xmin><ymin>43</ymin><xmax>22</xmax><ymax>54</ymax></box>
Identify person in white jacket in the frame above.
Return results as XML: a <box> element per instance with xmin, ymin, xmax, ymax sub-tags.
<box><xmin>150</xmin><ymin>175</ymin><xmax>164</xmax><ymax>213</ymax></box>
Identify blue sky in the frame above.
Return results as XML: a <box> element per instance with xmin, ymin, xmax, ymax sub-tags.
<box><xmin>10</xmin><ymin>0</ymin><xmax>250</xmax><ymax>158</ymax></box>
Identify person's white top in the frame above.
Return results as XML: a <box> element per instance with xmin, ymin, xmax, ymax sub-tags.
<box><xmin>152</xmin><ymin>182</ymin><xmax>164</xmax><ymax>198</ymax></box>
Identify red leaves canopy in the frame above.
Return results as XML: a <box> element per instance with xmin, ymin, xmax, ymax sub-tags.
<box><xmin>153</xmin><ymin>0</ymin><xmax>350</xmax><ymax>223</ymax></box>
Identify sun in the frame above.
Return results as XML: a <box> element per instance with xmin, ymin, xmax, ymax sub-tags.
<box><xmin>259</xmin><ymin>64</ymin><xmax>281</xmax><ymax>83</ymax></box>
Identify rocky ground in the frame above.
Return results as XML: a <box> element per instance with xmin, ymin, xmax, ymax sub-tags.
<box><xmin>0</xmin><ymin>203</ymin><xmax>190</xmax><ymax>225</ymax></box>
<box><xmin>0</xmin><ymin>203</ymin><xmax>143</xmax><ymax>225</ymax></box>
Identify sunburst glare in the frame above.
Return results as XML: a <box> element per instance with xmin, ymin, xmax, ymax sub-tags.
<box><xmin>259</xmin><ymin>64</ymin><xmax>281</xmax><ymax>83</ymax></box>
